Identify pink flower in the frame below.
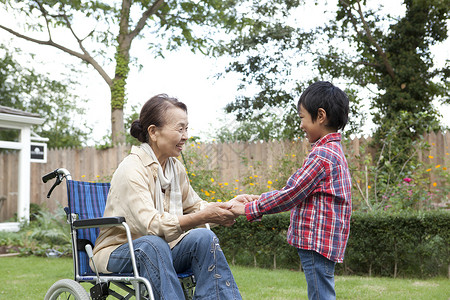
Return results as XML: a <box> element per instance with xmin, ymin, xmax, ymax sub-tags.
<box><xmin>403</xmin><ymin>177</ymin><xmax>412</xmax><ymax>183</ymax></box>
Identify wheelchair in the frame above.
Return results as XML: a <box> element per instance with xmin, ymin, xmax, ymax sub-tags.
<box><xmin>43</xmin><ymin>168</ymin><xmax>196</xmax><ymax>300</ymax></box>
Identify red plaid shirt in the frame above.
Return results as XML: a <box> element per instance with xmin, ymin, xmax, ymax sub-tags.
<box><xmin>245</xmin><ymin>133</ymin><xmax>352</xmax><ymax>263</ymax></box>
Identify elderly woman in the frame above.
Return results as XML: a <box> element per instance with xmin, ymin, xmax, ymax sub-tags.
<box><xmin>92</xmin><ymin>94</ymin><xmax>251</xmax><ymax>299</ymax></box>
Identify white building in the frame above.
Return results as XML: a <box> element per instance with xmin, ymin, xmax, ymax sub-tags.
<box><xmin>0</xmin><ymin>106</ymin><xmax>46</xmax><ymax>231</ymax></box>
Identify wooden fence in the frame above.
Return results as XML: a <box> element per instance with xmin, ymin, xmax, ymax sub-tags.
<box><xmin>0</xmin><ymin>132</ymin><xmax>448</xmax><ymax>221</ymax></box>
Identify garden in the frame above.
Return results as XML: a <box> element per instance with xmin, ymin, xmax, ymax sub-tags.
<box><xmin>1</xmin><ymin>128</ymin><xmax>449</xmax><ymax>299</ymax></box>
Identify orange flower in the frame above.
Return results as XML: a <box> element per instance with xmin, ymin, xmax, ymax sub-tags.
<box><xmin>435</xmin><ymin>165</ymin><xmax>441</xmax><ymax>168</ymax></box>
<box><xmin>432</xmin><ymin>182</ymin><xmax>437</xmax><ymax>187</ymax></box>
<box><xmin>426</xmin><ymin>168</ymin><xmax>432</xmax><ymax>172</ymax></box>
<box><xmin>428</xmin><ymin>155</ymin><xmax>434</xmax><ymax>159</ymax></box>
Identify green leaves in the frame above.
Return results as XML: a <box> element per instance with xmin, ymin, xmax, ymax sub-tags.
<box><xmin>0</xmin><ymin>45</ymin><xmax>91</xmax><ymax>148</ymax></box>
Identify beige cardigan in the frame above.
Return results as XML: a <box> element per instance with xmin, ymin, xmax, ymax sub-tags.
<box><xmin>92</xmin><ymin>145</ymin><xmax>206</xmax><ymax>273</ymax></box>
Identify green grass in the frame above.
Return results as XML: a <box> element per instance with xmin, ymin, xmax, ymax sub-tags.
<box><xmin>0</xmin><ymin>256</ymin><xmax>448</xmax><ymax>299</ymax></box>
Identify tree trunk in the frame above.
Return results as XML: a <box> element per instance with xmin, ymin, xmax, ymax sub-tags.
<box><xmin>273</xmin><ymin>253</ymin><xmax>277</xmax><ymax>269</ymax></box>
<box><xmin>111</xmin><ymin>108</ymin><xmax>125</xmax><ymax>145</ymax></box>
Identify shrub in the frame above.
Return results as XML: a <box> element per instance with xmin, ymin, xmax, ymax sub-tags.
<box><xmin>213</xmin><ymin>210</ymin><xmax>450</xmax><ymax>278</ymax></box>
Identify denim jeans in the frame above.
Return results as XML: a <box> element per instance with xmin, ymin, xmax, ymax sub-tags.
<box><xmin>107</xmin><ymin>228</ymin><xmax>241</xmax><ymax>300</ymax></box>
<box><xmin>297</xmin><ymin>249</ymin><xmax>336</xmax><ymax>300</ymax></box>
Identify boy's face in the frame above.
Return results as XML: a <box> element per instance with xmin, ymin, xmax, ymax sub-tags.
<box><xmin>299</xmin><ymin>104</ymin><xmax>323</xmax><ymax>143</ymax></box>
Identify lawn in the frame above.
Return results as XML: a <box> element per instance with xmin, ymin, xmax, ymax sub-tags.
<box><xmin>0</xmin><ymin>256</ymin><xmax>448</xmax><ymax>299</ymax></box>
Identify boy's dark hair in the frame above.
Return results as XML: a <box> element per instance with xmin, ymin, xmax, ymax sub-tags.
<box><xmin>297</xmin><ymin>81</ymin><xmax>349</xmax><ymax>130</ymax></box>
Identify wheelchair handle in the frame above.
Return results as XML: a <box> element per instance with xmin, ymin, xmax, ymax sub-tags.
<box><xmin>42</xmin><ymin>168</ymin><xmax>72</xmax><ymax>198</ymax></box>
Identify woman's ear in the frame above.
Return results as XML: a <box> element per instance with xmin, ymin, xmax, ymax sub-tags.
<box><xmin>147</xmin><ymin>125</ymin><xmax>157</xmax><ymax>142</ymax></box>
<box><xmin>317</xmin><ymin>108</ymin><xmax>327</xmax><ymax>124</ymax></box>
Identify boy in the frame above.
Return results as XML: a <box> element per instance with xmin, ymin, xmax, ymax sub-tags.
<box><xmin>232</xmin><ymin>81</ymin><xmax>352</xmax><ymax>300</ymax></box>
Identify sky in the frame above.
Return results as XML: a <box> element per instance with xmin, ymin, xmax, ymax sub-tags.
<box><xmin>0</xmin><ymin>1</ymin><xmax>449</xmax><ymax>144</ymax></box>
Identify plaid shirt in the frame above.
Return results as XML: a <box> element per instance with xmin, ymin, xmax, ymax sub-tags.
<box><xmin>245</xmin><ymin>133</ymin><xmax>352</xmax><ymax>263</ymax></box>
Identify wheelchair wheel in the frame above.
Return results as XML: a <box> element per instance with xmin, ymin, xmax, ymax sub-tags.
<box><xmin>45</xmin><ymin>279</ymin><xmax>89</xmax><ymax>300</ymax></box>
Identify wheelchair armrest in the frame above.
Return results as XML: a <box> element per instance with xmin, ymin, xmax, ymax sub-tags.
<box><xmin>73</xmin><ymin>216</ymin><xmax>126</xmax><ymax>229</ymax></box>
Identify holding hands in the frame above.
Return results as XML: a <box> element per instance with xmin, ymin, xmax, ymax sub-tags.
<box><xmin>197</xmin><ymin>194</ymin><xmax>259</xmax><ymax>228</ymax></box>
<box><xmin>228</xmin><ymin>194</ymin><xmax>259</xmax><ymax>217</ymax></box>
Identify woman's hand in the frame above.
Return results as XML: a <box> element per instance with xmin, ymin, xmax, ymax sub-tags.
<box><xmin>229</xmin><ymin>202</ymin><xmax>246</xmax><ymax>216</ymax></box>
<box><xmin>228</xmin><ymin>194</ymin><xmax>260</xmax><ymax>206</ymax></box>
<box><xmin>202</xmin><ymin>202</ymin><xmax>236</xmax><ymax>227</ymax></box>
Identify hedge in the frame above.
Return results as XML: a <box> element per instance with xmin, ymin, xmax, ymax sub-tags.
<box><xmin>212</xmin><ymin>210</ymin><xmax>450</xmax><ymax>278</ymax></box>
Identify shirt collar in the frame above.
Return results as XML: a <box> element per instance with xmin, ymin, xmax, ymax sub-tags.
<box><xmin>311</xmin><ymin>132</ymin><xmax>342</xmax><ymax>149</ymax></box>
<box><xmin>130</xmin><ymin>145</ymin><xmax>157</xmax><ymax>166</ymax></box>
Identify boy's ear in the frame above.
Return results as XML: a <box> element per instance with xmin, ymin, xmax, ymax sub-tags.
<box><xmin>317</xmin><ymin>108</ymin><xmax>327</xmax><ymax>124</ymax></box>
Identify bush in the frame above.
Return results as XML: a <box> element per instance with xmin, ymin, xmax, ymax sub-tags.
<box><xmin>0</xmin><ymin>205</ymin><xmax>71</xmax><ymax>256</ymax></box>
<box><xmin>213</xmin><ymin>210</ymin><xmax>450</xmax><ymax>278</ymax></box>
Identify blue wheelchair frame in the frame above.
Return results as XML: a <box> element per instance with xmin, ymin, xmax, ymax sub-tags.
<box><xmin>43</xmin><ymin>168</ymin><xmax>195</xmax><ymax>300</ymax></box>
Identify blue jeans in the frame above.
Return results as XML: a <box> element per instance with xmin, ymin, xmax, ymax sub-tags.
<box><xmin>297</xmin><ymin>249</ymin><xmax>336</xmax><ymax>300</ymax></box>
<box><xmin>107</xmin><ymin>228</ymin><xmax>241</xmax><ymax>300</ymax></box>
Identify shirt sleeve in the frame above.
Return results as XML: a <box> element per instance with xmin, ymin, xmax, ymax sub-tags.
<box><xmin>245</xmin><ymin>152</ymin><xmax>326</xmax><ymax>221</ymax></box>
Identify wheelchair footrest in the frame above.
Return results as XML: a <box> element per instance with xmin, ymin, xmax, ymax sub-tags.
<box><xmin>90</xmin><ymin>282</ymin><xmax>109</xmax><ymax>300</ymax></box>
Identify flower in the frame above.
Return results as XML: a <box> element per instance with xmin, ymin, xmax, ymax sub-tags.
<box><xmin>443</xmin><ymin>167</ymin><xmax>447</xmax><ymax>170</ymax></box>
<box><xmin>426</xmin><ymin>168</ymin><xmax>432</xmax><ymax>172</ymax></box>
<box><xmin>428</xmin><ymin>155</ymin><xmax>434</xmax><ymax>159</ymax></box>
<box><xmin>268</xmin><ymin>180</ymin><xmax>273</xmax><ymax>184</ymax></box>
<box><xmin>433</xmin><ymin>182</ymin><xmax>437</xmax><ymax>187</ymax></box>
<box><xmin>403</xmin><ymin>177</ymin><xmax>412</xmax><ymax>183</ymax></box>
<box><xmin>210</xmin><ymin>178</ymin><xmax>214</xmax><ymax>183</ymax></box>
<box><xmin>368</xmin><ymin>185</ymin><xmax>372</xmax><ymax>189</ymax></box>
<box><xmin>435</xmin><ymin>165</ymin><xmax>441</xmax><ymax>168</ymax></box>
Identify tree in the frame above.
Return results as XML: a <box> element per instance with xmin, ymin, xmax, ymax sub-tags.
<box><xmin>219</xmin><ymin>0</ymin><xmax>449</xmax><ymax>209</ymax></box>
<box><xmin>315</xmin><ymin>0</ymin><xmax>449</xmax><ymax>205</ymax></box>
<box><xmin>0</xmin><ymin>45</ymin><xmax>90</xmax><ymax>148</ymax></box>
<box><xmin>318</xmin><ymin>0</ymin><xmax>448</xmax><ymax>139</ymax></box>
<box><xmin>218</xmin><ymin>0</ymin><xmax>448</xmax><ymax>143</ymax></box>
<box><xmin>0</xmin><ymin>0</ymin><xmax>250</xmax><ymax>144</ymax></box>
